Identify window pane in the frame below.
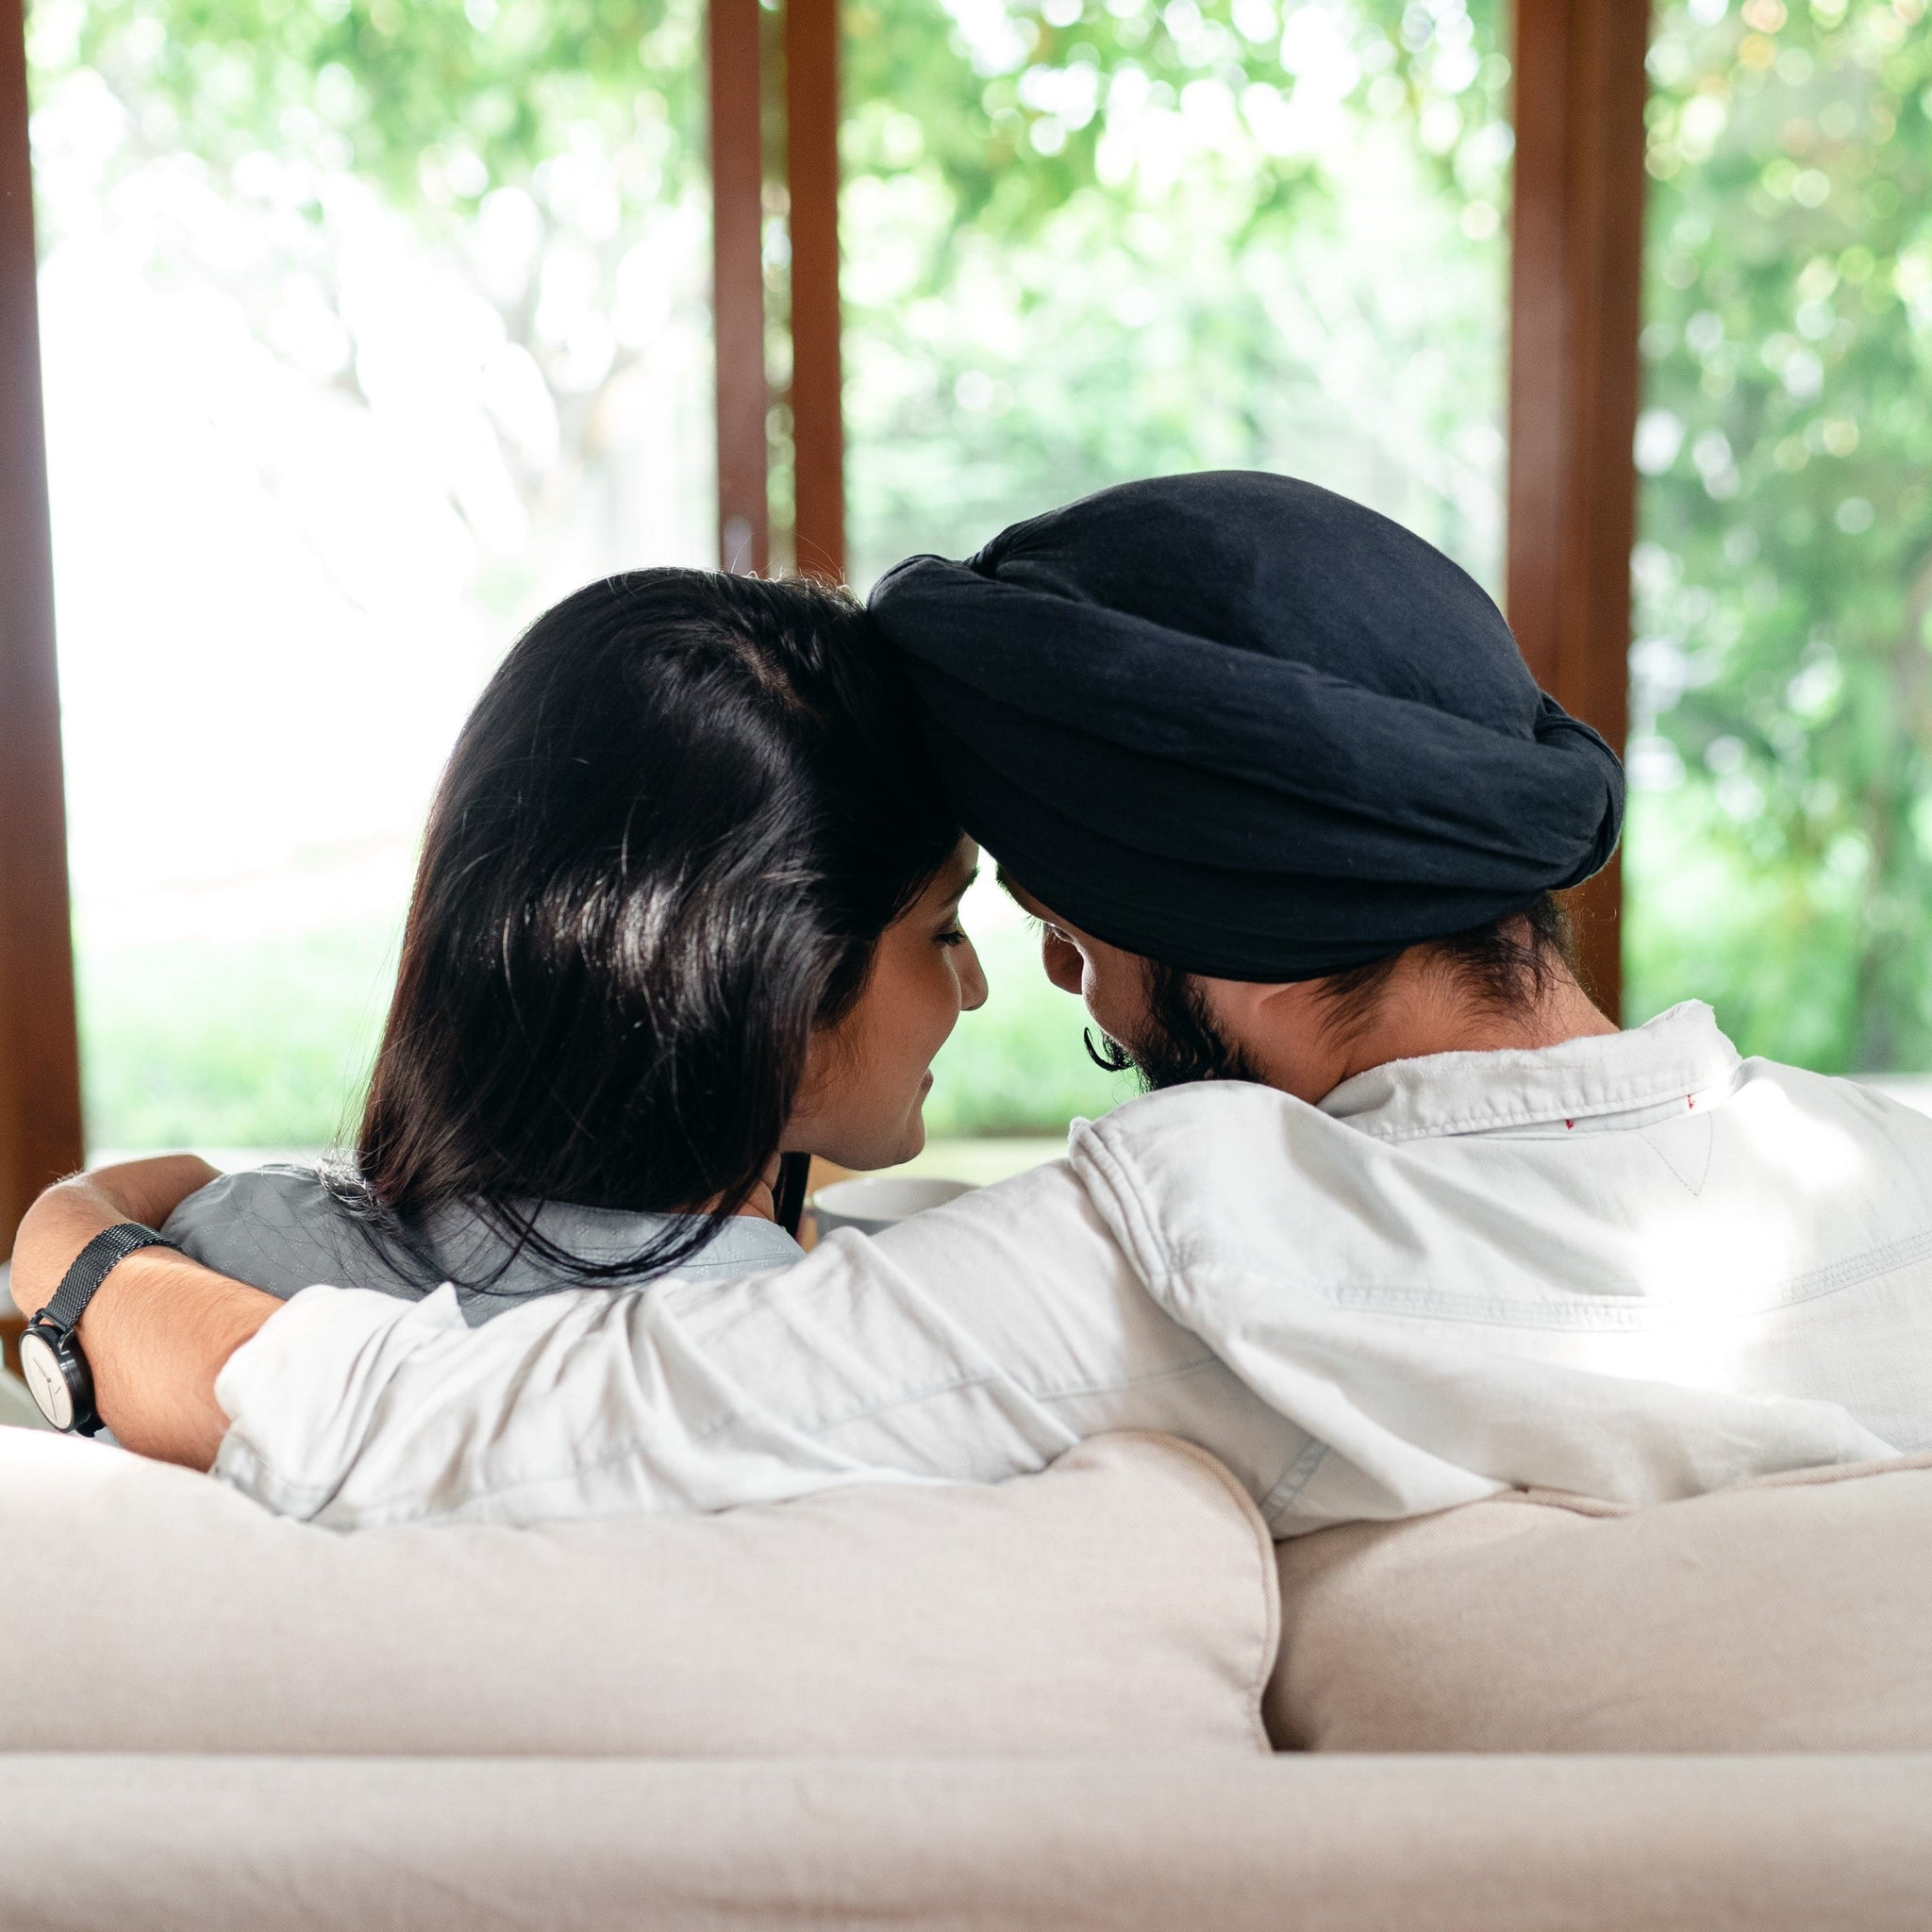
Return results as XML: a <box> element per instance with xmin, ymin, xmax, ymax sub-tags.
<box><xmin>840</xmin><ymin>0</ymin><xmax>1515</xmax><ymax>1138</ymax></box>
<box><xmin>30</xmin><ymin>0</ymin><xmax>715</xmax><ymax>1153</ymax></box>
<box><xmin>1628</xmin><ymin>0</ymin><xmax>1932</xmax><ymax>1071</ymax></box>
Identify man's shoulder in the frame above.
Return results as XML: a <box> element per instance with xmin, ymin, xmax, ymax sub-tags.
<box><xmin>1074</xmin><ymin>1079</ymin><xmax>1307</xmax><ymax>1133</ymax></box>
<box><xmin>1732</xmin><ymin>1055</ymin><xmax>1932</xmax><ymax>1142</ymax></box>
<box><xmin>1069</xmin><ymin>1080</ymin><xmax>1316</xmax><ymax>1161</ymax></box>
<box><xmin>1064</xmin><ymin>1082</ymin><xmax>1323</xmax><ymax>1226</ymax></box>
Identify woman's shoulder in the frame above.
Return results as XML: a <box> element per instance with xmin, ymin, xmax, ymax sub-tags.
<box><xmin>162</xmin><ymin>1164</ymin><xmax>414</xmax><ymax>1301</ymax></box>
<box><xmin>658</xmin><ymin>1212</ymin><xmax>806</xmax><ymax>1275</ymax></box>
<box><xmin>164</xmin><ymin>1163</ymin><xmax>334</xmax><ymax>1243</ymax></box>
<box><xmin>519</xmin><ymin>1202</ymin><xmax>804</xmax><ymax>1280</ymax></box>
<box><xmin>162</xmin><ymin>1169</ymin><xmax>808</xmax><ymax>1312</ymax></box>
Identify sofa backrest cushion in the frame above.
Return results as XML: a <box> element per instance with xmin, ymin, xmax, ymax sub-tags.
<box><xmin>1267</xmin><ymin>1453</ymin><xmax>1932</xmax><ymax>1752</ymax></box>
<box><xmin>0</xmin><ymin>1427</ymin><xmax>1276</xmax><ymax>1757</ymax></box>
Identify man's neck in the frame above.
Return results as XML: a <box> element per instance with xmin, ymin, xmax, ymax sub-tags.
<box><xmin>1329</xmin><ymin>969</ymin><xmax>1618</xmax><ymax>1089</ymax></box>
<box><xmin>1219</xmin><ymin>957</ymin><xmax>1619</xmax><ymax>1107</ymax></box>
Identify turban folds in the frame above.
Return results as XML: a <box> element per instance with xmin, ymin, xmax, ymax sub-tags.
<box><xmin>869</xmin><ymin>471</ymin><xmax>1624</xmax><ymax>981</ymax></box>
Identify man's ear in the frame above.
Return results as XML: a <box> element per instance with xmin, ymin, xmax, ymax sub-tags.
<box><xmin>1002</xmin><ymin>876</ymin><xmax>1091</xmax><ymax>996</ymax></box>
<box><xmin>1040</xmin><ymin>929</ymin><xmax>1085</xmax><ymax>995</ymax></box>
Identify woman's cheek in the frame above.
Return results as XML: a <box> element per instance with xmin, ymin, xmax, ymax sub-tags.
<box><xmin>922</xmin><ymin>951</ymin><xmax>965</xmax><ymax>1055</ymax></box>
<box><xmin>882</xmin><ymin>947</ymin><xmax>952</xmax><ymax>1077</ymax></box>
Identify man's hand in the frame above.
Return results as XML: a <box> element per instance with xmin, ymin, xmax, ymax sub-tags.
<box><xmin>10</xmin><ymin>1158</ymin><xmax>279</xmax><ymax>1469</ymax></box>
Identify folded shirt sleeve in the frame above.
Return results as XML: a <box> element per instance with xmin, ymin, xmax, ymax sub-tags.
<box><xmin>212</xmin><ymin>1259</ymin><xmax>1041</xmax><ymax>1528</ymax></box>
<box><xmin>208</xmin><ymin>1163</ymin><xmax>1086</xmax><ymax>1527</ymax></box>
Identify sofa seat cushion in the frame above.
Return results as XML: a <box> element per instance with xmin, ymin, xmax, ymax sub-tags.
<box><xmin>1268</xmin><ymin>1452</ymin><xmax>1932</xmax><ymax>1752</ymax></box>
<box><xmin>6</xmin><ymin>1753</ymin><xmax>1932</xmax><ymax>1932</ymax></box>
<box><xmin>0</xmin><ymin>1427</ymin><xmax>1275</xmax><ymax>1757</ymax></box>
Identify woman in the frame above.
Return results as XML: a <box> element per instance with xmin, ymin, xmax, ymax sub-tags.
<box><xmin>88</xmin><ymin>565</ymin><xmax>986</xmax><ymax>1325</ymax></box>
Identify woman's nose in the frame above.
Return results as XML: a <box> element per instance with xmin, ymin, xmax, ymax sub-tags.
<box><xmin>958</xmin><ymin>939</ymin><xmax>990</xmax><ymax>1012</ymax></box>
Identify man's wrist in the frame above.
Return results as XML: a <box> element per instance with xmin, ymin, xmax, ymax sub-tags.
<box><xmin>67</xmin><ymin>1248</ymin><xmax>279</xmax><ymax>1468</ymax></box>
<box><xmin>10</xmin><ymin>1188</ymin><xmax>123</xmax><ymax>1320</ymax></box>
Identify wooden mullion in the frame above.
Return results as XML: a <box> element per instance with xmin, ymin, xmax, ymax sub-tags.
<box><xmin>709</xmin><ymin>0</ymin><xmax>771</xmax><ymax>575</ymax></box>
<box><xmin>0</xmin><ymin>0</ymin><xmax>84</xmax><ymax>1356</ymax></box>
<box><xmin>1504</xmin><ymin>0</ymin><xmax>1651</xmax><ymax>1018</ymax></box>
<box><xmin>785</xmin><ymin>0</ymin><xmax>843</xmax><ymax>584</ymax></box>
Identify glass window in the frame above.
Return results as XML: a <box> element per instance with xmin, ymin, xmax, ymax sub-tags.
<box><xmin>1628</xmin><ymin>0</ymin><xmax>1932</xmax><ymax>1072</ymax></box>
<box><xmin>29</xmin><ymin>0</ymin><xmax>1520</xmax><ymax>1169</ymax></box>
<box><xmin>29</xmin><ymin>0</ymin><xmax>715</xmax><ymax>1155</ymax></box>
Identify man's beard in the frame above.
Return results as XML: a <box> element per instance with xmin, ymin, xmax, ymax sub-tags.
<box><xmin>1084</xmin><ymin>959</ymin><xmax>1266</xmax><ymax>1091</ymax></box>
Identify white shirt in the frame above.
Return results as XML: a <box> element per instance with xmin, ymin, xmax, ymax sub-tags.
<box><xmin>211</xmin><ymin>1004</ymin><xmax>1931</xmax><ymax>1534</ymax></box>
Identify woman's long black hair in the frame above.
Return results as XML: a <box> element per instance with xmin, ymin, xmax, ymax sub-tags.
<box><xmin>327</xmin><ymin>568</ymin><xmax>961</xmax><ymax>1286</ymax></box>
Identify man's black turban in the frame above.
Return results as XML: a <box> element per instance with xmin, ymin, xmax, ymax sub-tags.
<box><xmin>869</xmin><ymin>471</ymin><xmax>1624</xmax><ymax>981</ymax></box>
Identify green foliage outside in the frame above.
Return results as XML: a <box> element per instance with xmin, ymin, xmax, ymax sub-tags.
<box><xmin>78</xmin><ymin>924</ymin><xmax>397</xmax><ymax>1152</ymax></box>
<box><xmin>1625</xmin><ymin>0</ymin><xmax>1932</xmax><ymax>1070</ymax></box>
<box><xmin>40</xmin><ymin>0</ymin><xmax>707</xmax><ymax>205</ymax></box>
<box><xmin>36</xmin><ymin>0</ymin><xmax>1514</xmax><ymax>586</ymax></box>
<box><xmin>837</xmin><ymin>0</ymin><xmax>1512</xmax><ymax>581</ymax></box>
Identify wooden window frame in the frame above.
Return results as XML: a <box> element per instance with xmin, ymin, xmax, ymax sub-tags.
<box><xmin>785</xmin><ymin>0</ymin><xmax>843</xmax><ymax>585</ymax></box>
<box><xmin>0</xmin><ymin>0</ymin><xmax>1650</xmax><ymax>1296</ymax></box>
<box><xmin>0</xmin><ymin>0</ymin><xmax>83</xmax><ymax>1359</ymax></box>
<box><xmin>1506</xmin><ymin>0</ymin><xmax>1651</xmax><ymax>1017</ymax></box>
<box><xmin>709</xmin><ymin>0</ymin><xmax>771</xmax><ymax>575</ymax></box>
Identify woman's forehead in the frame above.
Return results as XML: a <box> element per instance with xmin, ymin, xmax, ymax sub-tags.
<box><xmin>935</xmin><ymin>840</ymin><xmax>978</xmax><ymax>893</ymax></box>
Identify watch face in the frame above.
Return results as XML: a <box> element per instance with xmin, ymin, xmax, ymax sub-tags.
<box><xmin>18</xmin><ymin>1331</ymin><xmax>75</xmax><ymax>1431</ymax></box>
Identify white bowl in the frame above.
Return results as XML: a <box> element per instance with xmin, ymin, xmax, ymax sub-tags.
<box><xmin>809</xmin><ymin>1174</ymin><xmax>976</xmax><ymax>1237</ymax></box>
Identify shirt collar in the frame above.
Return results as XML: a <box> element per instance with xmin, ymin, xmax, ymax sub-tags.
<box><xmin>1317</xmin><ymin>1001</ymin><xmax>1743</xmax><ymax>1143</ymax></box>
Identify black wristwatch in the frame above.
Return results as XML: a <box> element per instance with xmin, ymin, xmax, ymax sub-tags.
<box><xmin>18</xmin><ymin>1222</ymin><xmax>179</xmax><ymax>1435</ymax></box>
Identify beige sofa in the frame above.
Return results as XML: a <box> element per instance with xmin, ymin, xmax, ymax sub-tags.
<box><xmin>2</xmin><ymin>1419</ymin><xmax>1930</xmax><ymax>1929</ymax></box>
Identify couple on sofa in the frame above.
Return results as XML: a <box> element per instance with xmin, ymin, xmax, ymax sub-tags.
<box><xmin>15</xmin><ymin>470</ymin><xmax>1932</xmax><ymax>1531</ymax></box>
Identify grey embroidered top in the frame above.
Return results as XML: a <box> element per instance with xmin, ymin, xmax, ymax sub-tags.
<box><xmin>163</xmin><ymin>1165</ymin><xmax>803</xmax><ymax>1326</ymax></box>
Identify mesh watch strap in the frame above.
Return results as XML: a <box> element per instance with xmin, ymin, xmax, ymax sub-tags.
<box><xmin>36</xmin><ymin>1221</ymin><xmax>179</xmax><ymax>1335</ymax></box>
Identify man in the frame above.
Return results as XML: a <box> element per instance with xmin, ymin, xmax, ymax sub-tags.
<box><xmin>16</xmin><ymin>474</ymin><xmax>1930</xmax><ymax>1531</ymax></box>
